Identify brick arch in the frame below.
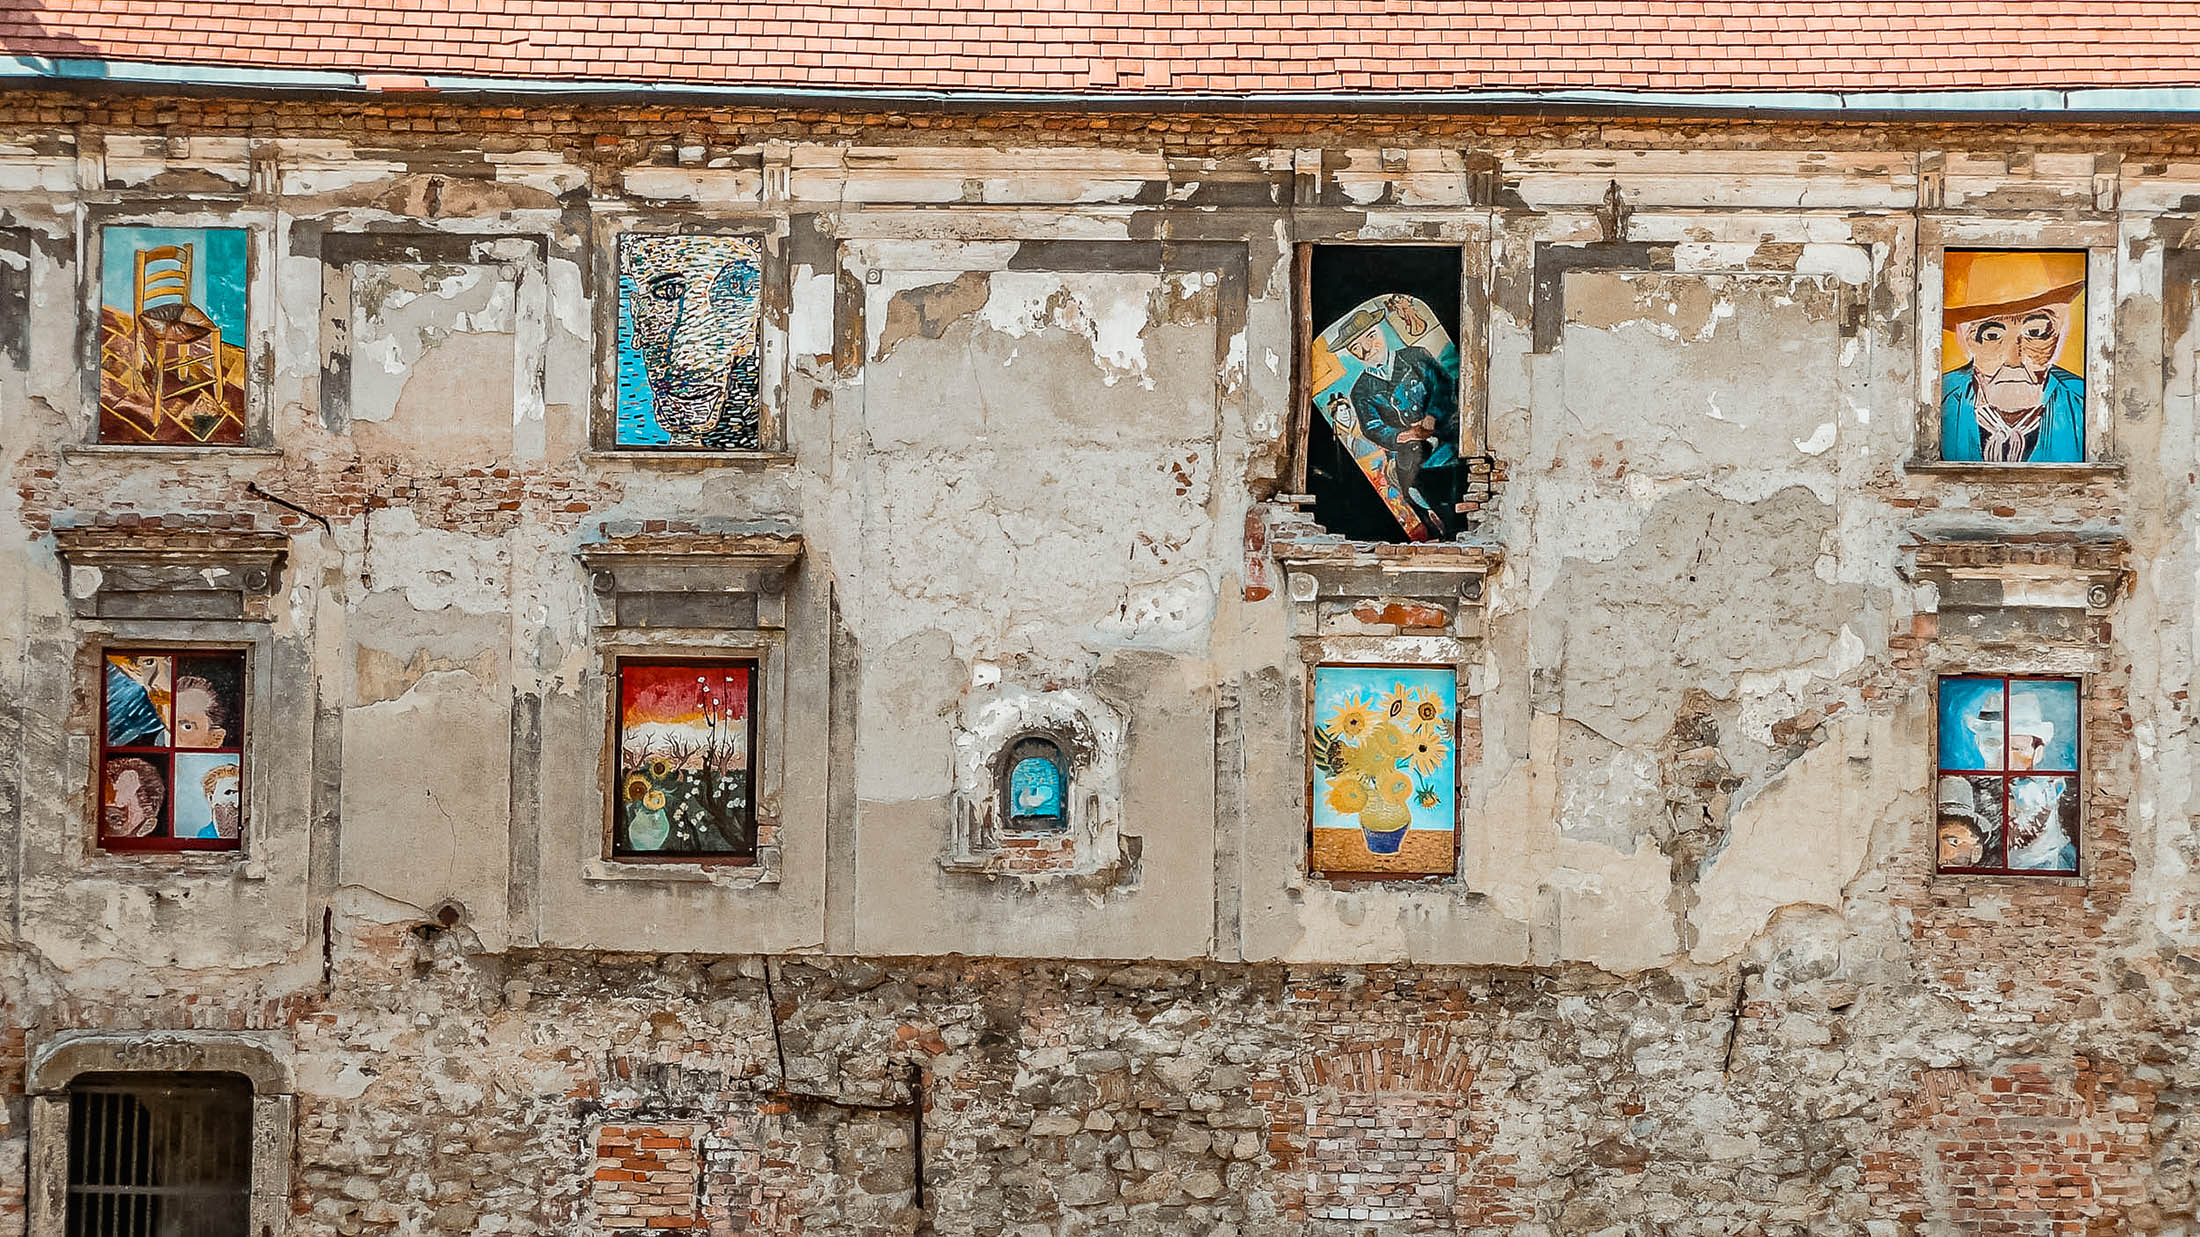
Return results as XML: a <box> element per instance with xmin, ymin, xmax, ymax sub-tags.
<box><xmin>1286</xmin><ymin>1027</ymin><xmax>1476</xmax><ymax>1098</ymax></box>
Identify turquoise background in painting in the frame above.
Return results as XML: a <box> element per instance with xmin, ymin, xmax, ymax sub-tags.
<box><xmin>2007</xmin><ymin>679</ymin><xmax>2080</xmax><ymax>771</ymax></box>
<box><xmin>1938</xmin><ymin>677</ymin><xmax>2004</xmax><ymax>770</ymax></box>
<box><xmin>613</xmin><ymin>271</ymin><xmax>669</xmax><ymax>446</ymax></box>
<box><xmin>101</xmin><ymin>227</ymin><xmax>247</xmax><ymax>336</ymax></box>
<box><xmin>1938</xmin><ymin>677</ymin><xmax>2079</xmax><ymax>772</ymax></box>
<box><xmin>1007</xmin><ymin>756</ymin><xmax>1065</xmax><ymax>820</ymax></box>
<box><xmin>1311</xmin><ymin>665</ymin><xmax>1457</xmax><ymax>833</ymax></box>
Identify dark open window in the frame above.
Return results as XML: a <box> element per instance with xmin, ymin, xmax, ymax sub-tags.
<box><xmin>1935</xmin><ymin>675</ymin><xmax>2081</xmax><ymax>875</ymax></box>
<box><xmin>98</xmin><ymin>650</ymin><xmax>246</xmax><ymax>852</ymax></box>
<box><xmin>612</xmin><ymin>659</ymin><xmax>758</xmax><ymax>860</ymax></box>
<box><xmin>66</xmin><ymin>1071</ymin><xmax>252</xmax><ymax>1237</ymax></box>
<box><xmin>1001</xmin><ymin>736</ymin><xmax>1068</xmax><ymax>832</ymax></box>
<box><xmin>1300</xmin><ymin>245</ymin><xmax>1464</xmax><ymax>543</ymax></box>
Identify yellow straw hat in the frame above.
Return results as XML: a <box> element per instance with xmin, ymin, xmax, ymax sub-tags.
<box><xmin>1943</xmin><ymin>252</ymin><xmax>2085</xmax><ymax>327</ymax></box>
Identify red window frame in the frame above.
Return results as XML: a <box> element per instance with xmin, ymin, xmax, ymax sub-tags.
<box><xmin>97</xmin><ymin>648</ymin><xmax>247</xmax><ymax>853</ymax></box>
<box><xmin>1935</xmin><ymin>673</ymin><xmax>2081</xmax><ymax>876</ymax></box>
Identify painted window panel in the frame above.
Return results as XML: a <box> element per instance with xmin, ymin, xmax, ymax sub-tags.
<box><xmin>1309</xmin><ymin>665</ymin><xmax>1457</xmax><ymax>878</ymax></box>
<box><xmin>1004</xmin><ymin>737</ymin><xmax>1068</xmax><ymax>831</ymax></box>
<box><xmin>614</xmin><ymin>661</ymin><xmax>756</xmax><ymax>859</ymax></box>
<box><xmin>1935</xmin><ymin>675</ymin><xmax>2080</xmax><ymax>875</ymax></box>
<box><xmin>1305</xmin><ymin>246</ymin><xmax>1464</xmax><ymax>543</ymax></box>
<box><xmin>99</xmin><ymin>650</ymin><xmax>246</xmax><ymax>851</ymax></box>
<box><xmin>615</xmin><ymin>234</ymin><xmax>764</xmax><ymax>450</ymax></box>
<box><xmin>1939</xmin><ymin>249</ymin><xmax>2086</xmax><ymax>464</ymax></box>
<box><xmin>97</xmin><ymin>226</ymin><xmax>249</xmax><ymax>445</ymax></box>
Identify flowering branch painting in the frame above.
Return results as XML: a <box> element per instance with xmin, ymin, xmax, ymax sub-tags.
<box><xmin>615</xmin><ymin>662</ymin><xmax>755</xmax><ymax>857</ymax></box>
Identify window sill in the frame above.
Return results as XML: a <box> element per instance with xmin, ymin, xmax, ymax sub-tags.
<box><xmin>582</xmin><ymin>855</ymin><xmax>776</xmax><ymax>886</ymax></box>
<box><xmin>1927</xmin><ymin>868</ymin><xmax>2087</xmax><ymax>886</ymax></box>
<box><xmin>584</xmin><ymin>449</ymin><xmax>795</xmax><ymax>468</ymax></box>
<box><xmin>1902</xmin><ymin>459</ymin><xmax>2124</xmax><ymax>482</ymax></box>
<box><xmin>85</xmin><ymin>850</ymin><xmax>267</xmax><ymax>880</ymax></box>
<box><xmin>62</xmin><ymin>444</ymin><xmax>283</xmax><ymax>460</ymax></box>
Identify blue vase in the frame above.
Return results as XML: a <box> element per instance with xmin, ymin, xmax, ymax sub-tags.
<box><xmin>1362</xmin><ymin>825</ymin><xmax>1408</xmax><ymax>855</ymax></box>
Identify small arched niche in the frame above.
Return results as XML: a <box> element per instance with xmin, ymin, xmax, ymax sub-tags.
<box><xmin>999</xmin><ymin>735</ymin><xmax>1070</xmax><ymax>832</ymax></box>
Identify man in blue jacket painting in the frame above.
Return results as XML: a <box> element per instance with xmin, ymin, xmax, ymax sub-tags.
<box><xmin>1940</xmin><ymin>253</ymin><xmax>2086</xmax><ymax>464</ymax></box>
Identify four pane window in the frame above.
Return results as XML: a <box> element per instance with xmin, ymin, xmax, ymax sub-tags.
<box><xmin>98</xmin><ymin>650</ymin><xmax>246</xmax><ymax>852</ymax></box>
<box><xmin>1935</xmin><ymin>675</ymin><xmax>2081</xmax><ymax>874</ymax></box>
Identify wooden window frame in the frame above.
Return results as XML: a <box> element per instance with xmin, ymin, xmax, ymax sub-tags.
<box><xmin>605</xmin><ymin>656</ymin><xmax>761</xmax><ymax>864</ymax></box>
<box><xmin>1934</xmin><ymin>673</ymin><xmax>2083</xmax><ymax>877</ymax></box>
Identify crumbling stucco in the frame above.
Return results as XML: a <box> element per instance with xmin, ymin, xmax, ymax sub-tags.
<box><xmin>0</xmin><ymin>107</ymin><xmax>2195</xmax><ymax>1232</ymax></box>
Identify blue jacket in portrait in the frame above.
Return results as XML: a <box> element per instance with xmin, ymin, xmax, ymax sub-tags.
<box><xmin>1349</xmin><ymin>344</ymin><xmax>1459</xmax><ymax>466</ymax></box>
<box><xmin>1940</xmin><ymin>366</ymin><xmax>2085</xmax><ymax>463</ymax></box>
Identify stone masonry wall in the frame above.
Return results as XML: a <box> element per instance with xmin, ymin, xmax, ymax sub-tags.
<box><xmin>7</xmin><ymin>92</ymin><xmax>2200</xmax><ymax>1234</ymax></box>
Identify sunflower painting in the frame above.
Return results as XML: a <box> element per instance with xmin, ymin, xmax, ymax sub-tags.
<box><xmin>1310</xmin><ymin>665</ymin><xmax>1457</xmax><ymax>876</ymax></box>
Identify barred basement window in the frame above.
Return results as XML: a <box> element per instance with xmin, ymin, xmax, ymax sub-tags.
<box><xmin>611</xmin><ymin>659</ymin><xmax>758</xmax><ymax>860</ymax></box>
<box><xmin>98</xmin><ymin>650</ymin><xmax>246</xmax><ymax>852</ymax></box>
<box><xmin>1936</xmin><ymin>675</ymin><xmax>2081</xmax><ymax>875</ymax></box>
<box><xmin>65</xmin><ymin>1072</ymin><xmax>252</xmax><ymax>1237</ymax></box>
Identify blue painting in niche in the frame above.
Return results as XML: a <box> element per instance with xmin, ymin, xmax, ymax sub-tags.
<box><xmin>1008</xmin><ymin>756</ymin><xmax>1065</xmax><ymax>822</ymax></box>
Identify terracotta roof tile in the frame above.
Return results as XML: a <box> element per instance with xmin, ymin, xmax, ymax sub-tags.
<box><xmin>6</xmin><ymin>0</ymin><xmax>2200</xmax><ymax>95</ymax></box>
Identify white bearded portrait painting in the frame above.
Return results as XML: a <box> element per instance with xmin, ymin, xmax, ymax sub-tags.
<box><xmin>616</xmin><ymin>234</ymin><xmax>764</xmax><ymax>449</ymax></box>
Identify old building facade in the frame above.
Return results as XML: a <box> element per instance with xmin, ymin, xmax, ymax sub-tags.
<box><xmin>8</xmin><ymin>8</ymin><xmax>2200</xmax><ymax>1234</ymax></box>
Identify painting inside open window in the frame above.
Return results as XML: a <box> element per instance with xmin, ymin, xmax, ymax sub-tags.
<box><xmin>1936</xmin><ymin>675</ymin><xmax>2080</xmax><ymax>874</ymax></box>
<box><xmin>100</xmin><ymin>650</ymin><xmax>245</xmax><ymax>850</ymax></box>
<box><xmin>1002</xmin><ymin>736</ymin><xmax>1068</xmax><ymax>832</ymax></box>
<box><xmin>1305</xmin><ymin>246</ymin><xmax>1463</xmax><ymax>542</ymax></box>
<box><xmin>615</xmin><ymin>234</ymin><xmax>764</xmax><ymax>450</ymax></box>
<box><xmin>97</xmin><ymin>226</ymin><xmax>249</xmax><ymax>445</ymax></box>
<box><xmin>1940</xmin><ymin>250</ymin><xmax>2086</xmax><ymax>464</ymax></box>
<box><xmin>614</xmin><ymin>661</ymin><xmax>757</xmax><ymax>859</ymax></box>
<box><xmin>1309</xmin><ymin>664</ymin><xmax>1457</xmax><ymax>878</ymax></box>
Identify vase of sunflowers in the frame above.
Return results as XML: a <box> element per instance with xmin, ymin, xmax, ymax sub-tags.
<box><xmin>1313</xmin><ymin>682</ymin><xmax>1452</xmax><ymax>856</ymax></box>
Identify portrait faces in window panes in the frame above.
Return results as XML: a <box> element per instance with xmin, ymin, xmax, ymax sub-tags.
<box><xmin>1940</xmin><ymin>250</ymin><xmax>2086</xmax><ymax>464</ymax></box>
<box><xmin>1936</xmin><ymin>676</ymin><xmax>2079</xmax><ymax>874</ymax></box>
<box><xmin>99</xmin><ymin>650</ymin><xmax>246</xmax><ymax>849</ymax></box>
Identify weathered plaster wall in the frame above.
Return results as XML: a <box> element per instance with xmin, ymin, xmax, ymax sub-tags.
<box><xmin>0</xmin><ymin>100</ymin><xmax>2197</xmax><ymax>1232</ymax></box>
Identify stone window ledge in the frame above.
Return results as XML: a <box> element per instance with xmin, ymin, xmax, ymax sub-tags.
<box><xmin>55</xmin><ymin>528</ymin><xmax>289</xmax><ymax>621</ymax></box>
<box><xmin>1272</xmin><ymin>536</ymin><xmax>1498</xmax><ymax>641</ymax></box>
<box><xmin>61</xmin><ymin>444</ymin><xmax>284</xmax><ymax>460</ymax></box>
<box><xmin>80</xmin><ymin>851</ymin><xmax>269</xmax><ymax>881</ymax></box>
<box><xmin>1907</xmin><ymin>529</ymin><xmax>2130</xmax><ymax>614</ymax></box>
<box><xmin>1901</xmin><ymin>459</ymin><xmax>2125</xmax><ymax>482</ymax></box>
<box><xmin>579</xmin><ymin>532</ymin><xmax>803</xmax><ymax>629</ymax></box>
<box><xmin>582</xmin><ymin>449</ymin><xmax>796</xmax><ymax>469</ymax></box>
<box><xmin>1928</xmin><ymin>869</ymin><xmax>2089</xmax><ymax>888</ymax></box>
<box><xmin>583</xmin><ymin>853</ymin><xmax>782</xmax><ymax>888</ymax></box>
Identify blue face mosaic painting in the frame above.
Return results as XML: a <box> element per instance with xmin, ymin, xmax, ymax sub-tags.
<box><xmin>616</xmin><ymin>234</ymin><xmax>763</xmax><ymax>449</ymax></box>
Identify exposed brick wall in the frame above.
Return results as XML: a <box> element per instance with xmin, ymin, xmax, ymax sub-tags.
<box><xmin>593</xmin><ymin>1125</ymin><xmax>702</xmax><ymax>1230</ymax></box>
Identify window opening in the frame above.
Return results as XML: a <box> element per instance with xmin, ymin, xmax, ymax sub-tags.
<box><xmin>1305</xmin><ymin>245</ymin><xmax>1464</xmax><ymax>543</ymax></box>
<box><xmin>1002</xmin><ymin>736</ymin><xmax>1068</xmax><ymax>832</ymax></box>
<box><xmin>1936</xmin><ymin>675</ymin><xmax>2081</xmax><ymax>874</ymax></box>
<box><xmin>613</xmin><ymin>660</ymin><xmax>758</xmax><ymax>860</ymax></box>
<box><xmin>99</xmin><ymin>650</ymin><xmax>246</xmax><ymax>852</ymax></box>
<box><xmin>65</xmin><ymin>1071</ymin><xmax>252</xmax><ymax>1237</ymax></box>
<box><xmin>1940</xmin><ymin>250</ymin><xmax>2087</xmax><ymax>464</ymax></box>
